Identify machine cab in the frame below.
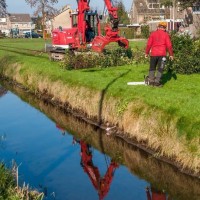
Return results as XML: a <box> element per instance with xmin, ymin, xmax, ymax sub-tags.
<box><xmin>70</xmin><ymin>10</ymin><xmax>100</xmax><ymax>44</ymax></box>
<box><xmin>84</xmin><ymin>10</ymin><xmax>100</xmax><ymax>42</ymax></box>
<box><xmin>71</xmin><ymin>11</ymin><xmax>78</xmax><ymax>28</ymax></box>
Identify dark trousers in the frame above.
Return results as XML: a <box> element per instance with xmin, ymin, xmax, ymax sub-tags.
<box><xmin>149</xmin><ymin>56</ymin><xmax>166</xmax><ymax>83</ymax></box>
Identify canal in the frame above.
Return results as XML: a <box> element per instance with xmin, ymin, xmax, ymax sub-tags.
<box><xmin>0</xmin><ymin>82</ymin><xmax>200</xmax><ymax>200</ymax></box>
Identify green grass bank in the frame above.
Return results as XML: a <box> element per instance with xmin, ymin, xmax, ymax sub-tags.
<box><xmin>0</xmin><ymin>162</ymin><xmax>43</xmax><ymax>199</ymax></box>
<box><xmin>0</xmin><ymin>38</ymin><xmax>199</xmax><ymax>177</ymax></box>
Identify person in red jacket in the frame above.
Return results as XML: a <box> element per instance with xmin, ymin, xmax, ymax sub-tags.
<box><xmin>145</xmin><ymin>22</ymin><xmax>174</xmax><ymax>87</ymax></box>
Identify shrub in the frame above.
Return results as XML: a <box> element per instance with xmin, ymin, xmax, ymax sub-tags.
<box><xmin>60</xmin><ymin>48</ymin><xmax>134</xmax><ymax>70</ymax></box>
<box><xmin>0</xmin><ymin>32</ymin><xmax>6</xmax><ymax>39</ymax></box>
<box><xmin>132</xmin><ymin>47</ymin><xmax>148</xmax><ymax>65</ymax></box>
<box><xmin>141</xmin><ymin>25</ymin><xmax>150</xmax><ymax>39</ymax></box>
<box><xmin>166</xmin><ymin>34</ymin><xmax>200</xmax><ymax>74</ymax></box>
<box><xmin>119</xmin><ymin>27</ymin><xmax>135</xmax><ymax>39</ymax></box>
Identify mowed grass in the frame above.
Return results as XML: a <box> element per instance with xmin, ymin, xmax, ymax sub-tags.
<box><xmin>0</xmin><ymin>38</ymin><xmax>200</xmax><ymax>139</ymax></box>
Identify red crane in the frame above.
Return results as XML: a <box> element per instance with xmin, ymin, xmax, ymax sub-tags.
<box><xmin>92</xmin><ymin>0</ymin><xmax>129</xmax><ymax>52</ymax></box>
<box><xmin>50</xmin><ymin>0</ymin><xmax>129</xmax><ymax>59</ymax></box>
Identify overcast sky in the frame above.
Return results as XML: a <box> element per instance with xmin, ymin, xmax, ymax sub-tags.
<box><xmin>6</xmin><ymin>0</ymin><xmax>132</xmax><ymax>15</ymax></box>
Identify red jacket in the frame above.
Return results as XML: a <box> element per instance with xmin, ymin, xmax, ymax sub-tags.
<box><xmin>145</xmin><ymin>29</ymin><xmax>173</xmax><ymax>56</ymax></box>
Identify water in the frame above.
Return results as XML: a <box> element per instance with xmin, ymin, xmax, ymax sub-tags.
<box><xmin>0</xmin><ymin>83</ymin><xmax>200</xmax><ymax>200</ymax></box>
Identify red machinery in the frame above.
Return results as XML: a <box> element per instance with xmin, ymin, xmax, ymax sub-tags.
<box><xmin>49</xmin><ymin>0</ymin><xmax>129</xmax><ymax>59</ymax></box>
<box><xmin>74</xmin><ymin>139</ymin><xmax>119</xmax><ymax>200</ymax></box>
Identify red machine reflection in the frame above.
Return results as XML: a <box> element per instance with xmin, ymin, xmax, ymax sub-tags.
<box><xmin>74</xmin><ymin>138</ymin><xmax>118</xmax><ymax>200</ymax></box>
<box><xmin>146</xmin><ymin>186</ymin><xmax>170</xmax><ymax>200</ymax></box>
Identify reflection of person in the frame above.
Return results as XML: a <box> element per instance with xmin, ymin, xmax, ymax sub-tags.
<box><xmin>145</xmin><ymin>22</ymin><xmax>174</xmax><ymax>87</ymax></box>
<box><xmin>56</xmin><ymin>124</ymin><xmax>66</xmax><ymax>135</ymax></box>
<box><xmin>146</xmin><ymin>186</ymin><xmax>169</xmax><ymax>200</ymax></box>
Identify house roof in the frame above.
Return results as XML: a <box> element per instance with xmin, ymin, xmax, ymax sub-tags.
<box><xmin>8</xmin><ymin>13</ymin><xmax>32</xmax><ymax>23</ymax></box>
<box><xmin>53</xmin><ymin>5</ymin><xmax>71</xmax><ymax>18</ymax></box>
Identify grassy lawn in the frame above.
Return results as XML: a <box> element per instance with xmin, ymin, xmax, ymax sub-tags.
<box><xmin>0</xmin><ymin>38</ymin><xmax>199</xmax><ymax>140</ymax></box>
<box><xmin>129</xmin><ymin>39</ymin><xmax>147</xmax><ymax>50</ymax></box>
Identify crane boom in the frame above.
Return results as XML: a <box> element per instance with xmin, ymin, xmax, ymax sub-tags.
<box><xmin>91</xmin><ymin>0</ymin><xmax>129</xmax><ymax>52</ymax></box>
<box><xmin>104</xmin><ymin>0</ymin><xmax>119</xmax><ymax>30</ymax></box>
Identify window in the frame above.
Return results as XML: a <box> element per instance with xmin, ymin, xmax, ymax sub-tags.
<box><xmin>193</xmin><ymin>6</ymin><xmax>200</xmax><ymax>13</ymax></box>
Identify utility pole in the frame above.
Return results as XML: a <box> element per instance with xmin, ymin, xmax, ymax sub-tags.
<box><xmin>30</xmin><ymin>22</ymin><xmax>32</xmax><ymax>39</ymax></box>
<box><xmin>42</xmin><ymin>0</ymin><xmax>46</xmax><ymax>39</ymax></box>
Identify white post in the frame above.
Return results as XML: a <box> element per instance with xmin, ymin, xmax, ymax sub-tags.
<box><xmin>30</xmin><ymin>22</ymin><xmax>32</xmax><ymax>39</ymax></box>
<box><xmin>172</xmin><ymin>0</ymin><xmax>175</xmax><ymax>30</ymax></box>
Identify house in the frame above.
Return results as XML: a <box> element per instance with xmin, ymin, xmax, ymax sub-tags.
<box><xmin>130</xmin><ymin>0</ymin><xmax>200</xmax><ymax>36</ymax></box>
<box><xmin>130</xmin><ymin>0</ymin><xmax>169</xmax><ymax>24</ymax></box>
<box><xmin>7</xmin><ymin>13</ymin><xmax>35</xmax><ymax>36</ymax></box>
<box><xmin>0</xmin><ymin>17</ymin><xmax>8</xmax><ymax>35</ymax></box>
<box><xmin>45</xmin><ymin>5</ymin><xmax>72</xmax><ymax>34</ymax></box>
<box><xmin>130</xmin><ymin>0</ymin><xmax>185</xmax><ymax>31</ymax></box>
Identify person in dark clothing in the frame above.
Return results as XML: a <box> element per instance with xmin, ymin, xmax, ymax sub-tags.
<box><xmin>145</xmin><ymin>22</ymin><xmax>174</xmax><ymax>87</ymax></box>
<box><xmin>85</xmin><ymin>20</ymin><xmax>95</xmax><ymax>42</ymax></box>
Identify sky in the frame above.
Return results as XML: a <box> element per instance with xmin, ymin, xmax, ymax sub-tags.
<box><xmin>6</xmin><ymin>0</ymin><xmax>132</xmax><ymax>15</ymax></box>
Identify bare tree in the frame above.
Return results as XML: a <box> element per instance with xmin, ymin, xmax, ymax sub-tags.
<box><xmin>0</xmin><ymin>0</ymin><xmax>7</xmax><ymax>17</ymax></box>
<box><xmin>25</xmin><ymin>0</ymin><xmax>58</xmax><ymax>38</ymax></box>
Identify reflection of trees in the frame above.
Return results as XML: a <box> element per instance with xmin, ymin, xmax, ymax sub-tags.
<box><xmin>0</xmin><ymin>85</ymin><xmax>7</xmax><ymax>97</ymax></box>
<box><xmin>2</xmin><ymin>81</ymin><xmax>200</xmax><ymax>200</ymax></box>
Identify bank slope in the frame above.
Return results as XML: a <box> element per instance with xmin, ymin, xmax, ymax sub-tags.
<box><xmin>0</xmin><ymin>43</ymin><xmax>199</xmax><ymax>177</ymax></box>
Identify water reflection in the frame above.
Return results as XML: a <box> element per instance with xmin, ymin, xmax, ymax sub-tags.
<box><xmin>1</xmin><ymin>80</ymin><xmax>200</xmax><ymax>200</ymax></box>
<box><xmin>0</xmin><ymin>85</ymin><xmax>7</xmax><ymax>97</ymax></box>
<box><xmin>56</xmin><ymin>123</ymin><xmax>119</xmax><ymax>200</ymax></box>
<box><xmin>0</xmin><ymin>133</ymin><xmax>6</xmax><ymax>150</ymax></box>
<box><xmin>0</xmin><ymin>85</ymin><xmax>7</xmax><ymax>150</ymax></box>
<box><xmin>56</xmin><ymin>124</ymin><xmax>66</xmax><ymax>136</ymax></box>
<box><xmin>73</xmin><ymin>138</ymin><xmax>118</xmax><ymax>200</ymax></box>
<box><xmin>146</xmin><ymin>186</ymin><xmax>171</xmax><ymax>200</ymax></box>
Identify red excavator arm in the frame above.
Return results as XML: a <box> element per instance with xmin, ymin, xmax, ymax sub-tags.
<box><xmin>103</xmin><ymin>0</ymin><xmax>119</xmax><ymax>31</ymax></box>
<box><xmin>91</xmin><ymin>0</ymin><xmax>129</xmax><ymax>52</ymax></box>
